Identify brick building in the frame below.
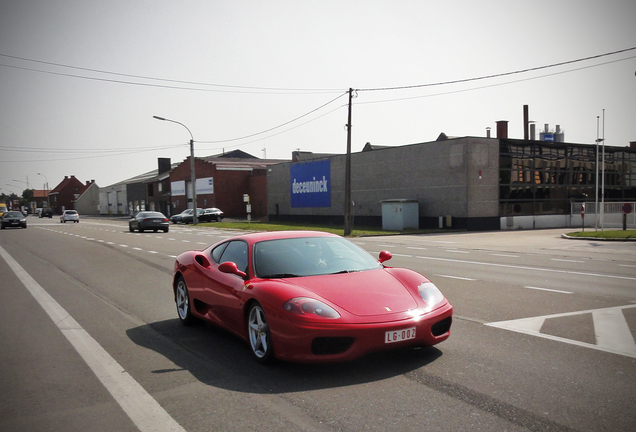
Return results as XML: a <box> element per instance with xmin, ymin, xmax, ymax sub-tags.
<box><xmin>169</xmin><ymin>150</ymin><xmax>285</xmax><ymax>219</ymax></box>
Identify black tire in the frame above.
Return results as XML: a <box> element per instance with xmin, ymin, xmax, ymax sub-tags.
<box><xmin>175</xmin><ymin>277</ymin><xmax>196</xmax><ymax>326</ymax></box>
<box><xmin>139</xmin><ymin>227</ymin><xmax>144</xmax><ymax>233</ymax></box>
<box><xmin>129</xmin><ymin>225</ymin><xmax>134</xmax><ymax>232</ymax></box>
<box><xmin>247</xmin><ymin>302</ymin><xmax>274</xmax><ymax>364</ymax></box>
<box><xmin>163</xmin><ymin>228</ymin><xmax>169</xmax><ymax>233</ymax></box>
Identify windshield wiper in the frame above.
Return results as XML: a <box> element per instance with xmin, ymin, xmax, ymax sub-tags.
<box><xmin>260</xmin><ymin>273</ymin><xmax>301</xmax><ymax>279</ymax></box>
<box><xmin>329</xmin><ymin>269</ymin><xmax>360</xmax><ymax>275</ymax></box>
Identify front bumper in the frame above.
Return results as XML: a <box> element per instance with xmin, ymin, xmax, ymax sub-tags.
<box><xmin>270</xmin><ymin>301</ymin><xmax>453</xmax><ymax>363</ymax></box>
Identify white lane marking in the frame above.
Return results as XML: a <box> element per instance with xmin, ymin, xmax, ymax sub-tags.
<box><xmin>551</xmin><ymin>258</ymin><xmax>584</xmax><ymax>263</ymax></box>
<box><xmin>486</xmin><ymin>305</ymin><xmax>636</xmax><ymax>358</ymax></box>
<box><xmin>119</xmin><ymin>245</ymin><xmax>128</xmax><ymax>248</ymax></box>
<box><xmin>619</xmin><ymin>264</ymin><xmax>636</xmax><ymax>268</ymax></box>
<box><xmin>593</xmin><ymin>308</ymin><xmax>636</xmax><ymax>356</ymax></box>
<box><xmin>524</xmin><ymin>286</ymin><xmax>573</xmax><ymax>294</ymax></box>
<box><xmin>0</xmin><ymin>245</ymin><xmax>185</xmax><ymax>432</ymax></box>
<box><xmin>391</xmin><ymin>253</ymin><xmax>413</xmax><ymax>257</ymax></box>
<box><xmin>435</xmin><ymin>274</ymin><xmax>476</xmax><ymax>281</ymax></box>
<box><xmin>491</xmin><ymin>254</ymin><xmax>519</xmax><ymax>258</ymax></box>
<box><xmin>446</xmin><ymin>250</ymin><xmax>469</xmax><ymax>254</ymax></box>
<box><xmin>415</xmin><ymin>256</ymin><xmax>636</xmax><ymax>281</ymax></box>
<box><xmin>407</xmin><ymin>247</ymin><xmax>428</xmax><ymax>250</ymax></box>
<box><xmin>132</xmin><ymin>247</ymin><xmax>142</xmax><ymax>251</ymax></box>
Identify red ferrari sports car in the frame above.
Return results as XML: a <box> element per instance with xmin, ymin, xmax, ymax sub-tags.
<box><xmin>172</xmin><ymin>231</ymin><xmax>452</xmax><ymax>363</ymax></box>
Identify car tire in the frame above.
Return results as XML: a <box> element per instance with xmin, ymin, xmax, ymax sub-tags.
<box><xmin>217</xmin><ymin>216</ymin><xmax>222</xmax><ymax>222</ymax></box>
<box><xmin>129</xmin><ymin>225</ymin><xmax>134</xmax><ymax>232</ymax></box>
<box><xmin>247</xmin><ymin>302</ymin><xmax>274</xmax><ymax>364</ymax></box>
<box><xmin>175</xmin><ymin>277</ymin><xmax>196</xmax><ymax>326</ymax></box>
<box><xmin>163</xmin><ymin>228</ymin><xmax>169</xmax><ymax>233</ymax></box>
<box><xmin>139</xmin><ymin>227</ymin><xmax>144</xmax><ymax>233</ymax></box>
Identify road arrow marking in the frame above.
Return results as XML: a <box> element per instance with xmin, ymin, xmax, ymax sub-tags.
<box><xmin>485</xmin><ymin>305</ymin><xmax>636</xmax><ymax>358</ymax></box>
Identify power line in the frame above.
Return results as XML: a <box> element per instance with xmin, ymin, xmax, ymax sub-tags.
<box><xmin>0</xmin><ymin>143</ymin><xmax>184</xmax><ymax>154</ymax></box>
<box><xmin>356</xmin><ymin>55</ymin><xmax>636</xmax><ymax>105</ymax></box>
<box><xmin>197</xmin><ymin>91</ymin><xmax>349</xmax><ymax>143</ymax></box>
<box><xmin>356</xmin><ymin>46</ymin><xmax>636</xmax><ymax>92</ymax></box>
<box><xmin>0</xmin><ymin>53</ymin><xmax>343</xmax><ymax>94</ymax></box>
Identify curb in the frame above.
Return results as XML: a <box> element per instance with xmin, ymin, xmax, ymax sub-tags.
<box><xmin>561</xmin><ymin>233</ymin><xmax>636</xmax><ymax>241</ymax></box>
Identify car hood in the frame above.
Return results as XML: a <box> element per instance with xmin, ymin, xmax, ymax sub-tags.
<box><xmin>284</xmin><ymin>269</ymin><xmax>419</xmax><ymax>317</ymax></box>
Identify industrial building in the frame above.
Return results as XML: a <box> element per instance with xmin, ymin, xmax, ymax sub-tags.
<box><xmin>267</xmin><ymin>121</ymin><xmax>636</xmax><ymax>231</ymax></box>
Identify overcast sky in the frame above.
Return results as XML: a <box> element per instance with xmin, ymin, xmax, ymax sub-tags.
<box><xmin>1</xmin><ymin>0</ymin><xmax>634</xmax><ymax>193</ymax></box>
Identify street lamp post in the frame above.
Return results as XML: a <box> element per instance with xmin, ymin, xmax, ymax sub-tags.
<box><xmin>153</xmin><ymin>116</ymin><xmax>197</xmax><ymax>225</ymax></box>
<box><xmin>38</xmin><ymin>172</ymin><xmax>49</xmax><ymax>207</ymax></box>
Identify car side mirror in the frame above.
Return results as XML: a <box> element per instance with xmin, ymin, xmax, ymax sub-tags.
<box><xmin>378</xmin><ymin>251</ymin><xmax>392</xmax><ymax>263</ymax></box>
<box><xmin>219</xmin><ymin>261</ymin><xmax>248</xmax><ymax>279</ymax></box>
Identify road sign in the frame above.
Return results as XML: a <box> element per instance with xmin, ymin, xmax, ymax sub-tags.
<box><xmin>623</xmin><ymin>203</ymin><xmax>633</xmax><ymax>214</ymax></box>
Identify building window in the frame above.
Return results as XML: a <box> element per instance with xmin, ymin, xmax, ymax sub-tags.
<box><xmin>499</xmin><ymin>140</ymin><xmax>636</xmax><ymax>216</ymax></box>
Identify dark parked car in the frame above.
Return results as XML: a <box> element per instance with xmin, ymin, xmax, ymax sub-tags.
<box><xmin>170</xmin><ymin>209</ymin><xmax>193</xmax><ymax>224</ymax></box>
<box><xmin>1</xmin><ymin>211</ymin><xmax>27</xmax><ymax>229</ymax></box>
<box><xmin>181</xmin><ymin>208</ymin><xmax>205</xmax><ymax>224</ymax></box>
<box><xmin>40</xmin><ymin>208</ymin><xmax>53</xmax><ymax>218</ymax></box>
<box><xmin>129</xmin><ymin>211</ymin><xmax>169</xmax><ymax>233</ymax></box>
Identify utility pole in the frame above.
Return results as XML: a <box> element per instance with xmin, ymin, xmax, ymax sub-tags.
<box><xmin>344</xmin><ymin>88</ymin><xmax>353</xmax><ymax>236</ymax></box>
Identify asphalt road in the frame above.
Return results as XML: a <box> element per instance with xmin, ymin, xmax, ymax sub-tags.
<box><xmin>1</xmin><ymin>217</ymin><xmax>634</xmax><ymax>432</ymax></box>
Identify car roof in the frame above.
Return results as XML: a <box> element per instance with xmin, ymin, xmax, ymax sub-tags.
<box><xmin>224</xmin><ymin>230</ymin><xmax>339</xmax><ymax>245</ymax></box>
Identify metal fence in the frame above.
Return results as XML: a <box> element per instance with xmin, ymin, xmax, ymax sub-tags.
<box><xmin>571</xmin><ymin>201</ymin><xmax>636</xmax><ymax>228</ymax></box>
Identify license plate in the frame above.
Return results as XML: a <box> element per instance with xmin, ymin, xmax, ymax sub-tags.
<box><xmin>385</xmin><ymin>327</ymin><xmax>416</xmax><ymax>344</ymax></box>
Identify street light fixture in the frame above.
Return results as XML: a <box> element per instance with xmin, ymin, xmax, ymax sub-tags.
<box><xmin>153</xmin><ymin>115</ymin><xmax>197</xmax><ymax>225</ymax></box>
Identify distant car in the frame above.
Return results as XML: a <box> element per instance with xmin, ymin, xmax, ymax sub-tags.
<box><xmin>170</xmin><ymin>209</ymin><xmax>193</xmax><ymax>224</ymax></box>
<box><xmin>200</xmin><ymin>207</ymin><xmax>224</xmax><ymax>222</ymax></box>
<box><xmin>1</xmin><ymin>211</ymin><xmax>27</xmax><ymax>229</ymax></box>
<box><xmin>172</xmin><ymin>230</ymin><xmax>453</xmax><ymax>364</ymax></box>
<box><xmin>0</xmin><ymin>203</ymin><xmax>7</xmax><ymax>217</ymax></box>
<box><xmin>129</xmin><ymin>211</ymin><xmax>169</xmax><ymax>233</ymax></box>
<box><xmin>181</xmin><ymin>208</ymin><xmax>205</xmax><ymax>224</ymax></box>
<box><xmin>40</xmin><ymin>208</ymin><xmax>53</xmax><ymax>218</ymax></box>
<box><xmin>35</xmin><ymin>208</ymin><xmax>42</xmax><ymax>217</ymax></box>
<box><xmin>60</xmin><ymin>210</ymin><xmax>80</xmax><ymax>223</ymax></box>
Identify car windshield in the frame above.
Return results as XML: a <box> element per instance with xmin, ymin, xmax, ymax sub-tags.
<box><xmin>253</xmin><ymin>236</ymin><xmax>382</xmax><ymax>278</ymax></box>
<box><xmin>5</xmin><ymin>211</ymin><xmax>23</xmax><ymax>218</ymax></box>
<box><xmin>66</xmin><ymin>211</ymin><xmax>78</xmax><ymax>215</ymax></box>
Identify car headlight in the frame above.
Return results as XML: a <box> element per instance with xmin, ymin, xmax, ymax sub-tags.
<box><xmin>418</xmin><ymin>282</ymin><xmax>445</xmax><ymax>312</ymax></box>
<box><xmin>283</xmin><ymin>297</ymin><xmax>340</xmax><ymax>319</ymax></box>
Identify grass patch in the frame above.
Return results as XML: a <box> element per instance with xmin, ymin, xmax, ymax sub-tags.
<box><xmin>196</xmin><ymin>221</ymin><xmax>448</xmax><ymax>237</ymax></box>
<box><xmin>565</xmin><ymin>229</ymin><xmax>636</xmax><ymax>239</ymax></box>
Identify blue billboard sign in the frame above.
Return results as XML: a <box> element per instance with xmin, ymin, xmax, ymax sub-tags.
<box><xmin>290</xmin><ymin>159</ymin><xmax>331</xmax><ymax>208</ymax></box>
